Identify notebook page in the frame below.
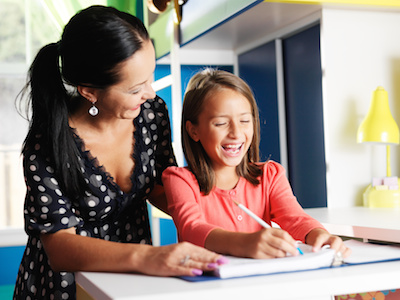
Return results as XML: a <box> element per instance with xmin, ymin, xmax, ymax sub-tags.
<box><xmin>214</xmin><ymin>245</ymin><xmax>335</xmax><ymax>279</ymax></box>
<box><xmin>344</xmin><ymin>239</ymin><xmax>400</xmax><ymax>264</ymax></box>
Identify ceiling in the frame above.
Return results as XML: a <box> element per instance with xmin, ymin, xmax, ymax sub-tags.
<box><xmin>180</xmin><ymin>2</ymin><xmax>322</xmax><ymax>52</ymax></box>
<box><xmin>180</xmin><ymin>1</ymin><xmax>400</xmax><ymax>52</ymax></box>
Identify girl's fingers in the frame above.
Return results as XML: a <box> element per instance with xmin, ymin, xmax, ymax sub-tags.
<box><xmin>268</xmin><ymin>229</ymin><xmax>299</xmax><ymax>257</ymax></box>
<box><xmin>250</xmin><ymin>228</ymin><xmax>298</xmax><ymax>258</ymax></box>
<box><xmin>339</xmin><ymin>244</ymin><xmax>352</xmax><ymax>258</ymax></box>
<box><xmin>308</xmin><ymin>230</ymin><xmax>351</xmax><ymax>259</ymax></box>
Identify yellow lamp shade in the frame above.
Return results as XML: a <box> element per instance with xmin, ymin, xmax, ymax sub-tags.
<box><xmin>357</xmin><ymin>86</ymin><xmax>399</xmax><ymax>144</ymax></box>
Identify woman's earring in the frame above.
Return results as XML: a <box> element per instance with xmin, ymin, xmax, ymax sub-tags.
<box><xmin>88</xmin><ymin>100</ymin><xmax>99</xmax><ymax>116</ymax></box>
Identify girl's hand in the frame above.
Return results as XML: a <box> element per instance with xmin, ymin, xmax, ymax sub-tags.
<box><xmin>305</xmin><ymin>228</ymin><xmax>352</xmax><ymax>258</ymax></box>
<box><xmin>239</xmin><ymin>228</ymin><xmax>300</xmax><ymax>259</ymax></box>
<box><xmin>134</xmin><ymin>241</ymin><xmax>228</xmax><ymax>277</ymax></box>
<box><xmin>205</xmin><ymin>227</ymin><xmax>300</xmax><ymax>259</ymax></box>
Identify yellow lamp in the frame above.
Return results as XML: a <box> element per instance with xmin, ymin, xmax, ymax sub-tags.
<box><xmin>357</xmin><ymin>86</ymin><xmax>400</xmax><ymax>207</ymax></box>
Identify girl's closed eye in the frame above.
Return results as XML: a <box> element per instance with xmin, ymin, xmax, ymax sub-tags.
<box><xmin>213</xmin><ymin>119</ymin><xmax>228</xmax><ymax>127</ymax></box>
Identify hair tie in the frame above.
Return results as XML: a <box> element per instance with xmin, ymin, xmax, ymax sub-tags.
<box><xmin>55</xmin><ymin>41</ymin><xmax>62</xmax><ymax>54</ymax></box>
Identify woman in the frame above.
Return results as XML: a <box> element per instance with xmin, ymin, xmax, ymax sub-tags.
<box><xmin>13</xmin><ymin>6</ymin><xmax>225</xmax><ymax>300</ymax></box>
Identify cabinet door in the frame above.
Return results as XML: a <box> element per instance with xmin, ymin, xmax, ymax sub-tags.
<box><xmin>238</xmin><ymin>24</ymin><xmax>327</xmax><ymax>208</ymax></box>
<box><xmin>283</xmin><ymin>24</ymin><xmax>327</xmax><ymax>208</ymax></box>
<box><xmin>238</xmin><ymin>41</ymin><xmax>280</xmax><ymax>162</ymax></box>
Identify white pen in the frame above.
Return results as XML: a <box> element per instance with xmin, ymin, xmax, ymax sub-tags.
<box><xmin>232</xmin><ymin>200</ymin><xmax>271</xmax><ymax>228</ymax></box>
<box><xmin>232</xmin><ymin>200</ymin><xmax>304</xmax><ymax>255</ymax></box>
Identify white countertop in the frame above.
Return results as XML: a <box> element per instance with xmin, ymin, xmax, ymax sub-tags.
<box><xmin>304</xmin><ymin>207</ymin><xmax>400</xmax><ymax>243</ymax></box>
<box><xmin>76</xmin><ymin>259</ymin><xmax>400</xmax><ymax>300</ymax></box>
<box><xmin>77</xmin><ymin>207</ymin><xmax>400</xmax><ymax>300</ymax></box>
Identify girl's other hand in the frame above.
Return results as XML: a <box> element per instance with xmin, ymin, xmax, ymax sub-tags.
<box><xmin>306</xmin><ymin>228</ymin><xmax>352</xmax><ymax>258</ymax></box>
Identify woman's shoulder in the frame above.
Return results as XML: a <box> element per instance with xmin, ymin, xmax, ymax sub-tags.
<box><xmin>143</xmin><ymin>96</ymin><xmax>168</xmax><ymax>113</ymax></box>
<box><xmin>23</xmin><ymin>133</ymin><xmax>48</xmax><ymax>160</ymax></box>
<box><xmin>137</xmin><ymin>96</ymin><xmax>170</xmax><ymax>127</ymax></box>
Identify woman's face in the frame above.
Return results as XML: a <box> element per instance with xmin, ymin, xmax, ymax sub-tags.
<box><xmin>95</xmin><ymin>40</ymin><xmax>156</xmax><ymax>120</ymax></box>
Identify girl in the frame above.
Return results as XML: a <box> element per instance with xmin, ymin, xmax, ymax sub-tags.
<box><xmin>162</xmin><ymin>69</ymin><xmax>350</xmax><ymax>259</ymax></box>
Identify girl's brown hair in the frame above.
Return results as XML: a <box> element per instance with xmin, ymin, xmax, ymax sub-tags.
<box><xmin>182</xmin><ymin>68</ymin><xmax>262</xmax><ymax>194</ymax></box>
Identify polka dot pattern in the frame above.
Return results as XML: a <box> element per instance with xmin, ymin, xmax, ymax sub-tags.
<box><xmin>13</xmin><ymin>97</ymin><xmax>176</xmax><ymax>299</ymax></box>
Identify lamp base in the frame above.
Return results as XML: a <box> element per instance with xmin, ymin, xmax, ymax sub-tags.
<box><xmin>363</xmin><ymin>179</ymin><xmax>400</xmax><ymax>208</ymax></box>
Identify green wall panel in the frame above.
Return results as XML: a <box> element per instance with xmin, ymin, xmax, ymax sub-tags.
<box><xmin>180</xmin><ymin>0</ymin><xmax>261</xmax><ymax>45</ymax></box>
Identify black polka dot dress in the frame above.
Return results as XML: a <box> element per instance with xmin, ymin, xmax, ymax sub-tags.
<box><xmin>13</xmin><ymin>97</ymin><xmax>176</xmax><ymax>300</ymax></box>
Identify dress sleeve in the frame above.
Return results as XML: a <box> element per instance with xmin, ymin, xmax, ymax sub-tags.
<box><xmin>23</xmin><ymin>138</ymin><xmax>82</xmax><ymax>236</ymax></box>
<box><xmin>146</xmin><ymin>96</ymin><xmax>177</xmax><ymax>185</ymax></box>
<box><xmin>162</xmin><ymin>167</ymin><xmax>217</xmax><ymax>246</ymax></box>
<box><xmin>264</xmin><ymin>161</ymin><xmax>325</xmax><ymax>241</ymax></box>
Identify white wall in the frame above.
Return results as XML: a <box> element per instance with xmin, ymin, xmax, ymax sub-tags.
<box><xmin>0</xmin><ymin>146</ymin><xmax>25</xmax><ymax>228</ymax></box>
<box><xmin>321</xmin><ymin>8</ymin><xmax>400</xmax><ymax>207</ymax></box>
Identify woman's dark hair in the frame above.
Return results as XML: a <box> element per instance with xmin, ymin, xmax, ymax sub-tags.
<box><xmin>182</xmin><ymin>68</ymin><xmax>262</xmax><ymax>195</ymax></box>
<box><xmin>20</xmin><ymin>5</ymin><xmax>150</xmax><ymax>199</ymax></box>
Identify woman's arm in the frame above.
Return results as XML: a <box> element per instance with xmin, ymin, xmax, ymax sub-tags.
<box><xmin>147</xmin><ymin>183</ymin><xmax>169</xmax><ymax>214</ymax></box>
<box><xmin>41</xmin><ymin>227</ymin><xmax>224</xmax><ymax>276</ymax></box>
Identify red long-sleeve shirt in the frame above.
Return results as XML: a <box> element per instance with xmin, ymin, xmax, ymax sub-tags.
<box><xmin>162</xmin><ymin>161</ymin><xmax>325</xmax><ymax>247</ymax></box>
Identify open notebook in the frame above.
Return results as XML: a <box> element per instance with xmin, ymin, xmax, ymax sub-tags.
<box><xmin>182</xmin><ymin>240</ymin><xmax>400</xmax><ymax>281</ymax></box>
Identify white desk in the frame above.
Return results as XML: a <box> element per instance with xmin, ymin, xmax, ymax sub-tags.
<box><xmin>76</xmin><ymin>207</ymin><xmax>400</xmax><ymax>300</ymax></box>
<box><xmin>304</xmin><ymin>207</ymin><xmax>400</xmax><ymax>243</ymax></box>
<box><xmin>76</xmin><ymin>260</ymin><xmax>400</xmax><ymax>300</ymax></box>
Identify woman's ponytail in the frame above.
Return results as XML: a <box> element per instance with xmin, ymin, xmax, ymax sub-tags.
<box><xmin>23</xmin><ymin>42</ymin><xmax>86</xmax><ymax>199</ymax></box>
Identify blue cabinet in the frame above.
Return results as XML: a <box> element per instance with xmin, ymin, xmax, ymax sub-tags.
<box><xmin>239</xmin><ymin>24</ymin><xmax>327</xmax><ymax>208</ymax></box>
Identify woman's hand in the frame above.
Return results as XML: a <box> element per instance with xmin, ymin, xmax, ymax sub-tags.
<box><xmin>134</xmin><ymin>241</ymin><xmax>227</xmax><ymax>277</ymax></box>
<box><xmin>205</xmin><ymin>228</ymin><xmax>300</xmax><ymax>259</ymax></box>
<box><xmin>305</xmin><ymin>228</ymin><xmax>352</xmax><ymax>258</ymax></box>
<box><xmin>41</xmin><ymin>228</ymin><xmax>226</xmax><ymax>276</ymax></box>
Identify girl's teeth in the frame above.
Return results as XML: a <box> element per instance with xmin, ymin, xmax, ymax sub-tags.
<box><xmin>223</xmin><ymin>144</ymin><xmax>241</xmax><ymax>153</ymax></box>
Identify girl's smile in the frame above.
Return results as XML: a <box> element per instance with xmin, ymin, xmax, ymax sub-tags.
<box><xmin>222</xmin><ymin>143</ymin><xmax>244</xmax><ymax>156</ymax></box>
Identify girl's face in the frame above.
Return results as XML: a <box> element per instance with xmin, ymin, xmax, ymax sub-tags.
<box><xmin>187</xmin><ymin>88</ymin><xmax>254</xmax><ymax>174</ymax></box>
<box><xmin>95</xmin><ymin>40</ymin><xmax>156</xmax><ymax>120</ymax></box>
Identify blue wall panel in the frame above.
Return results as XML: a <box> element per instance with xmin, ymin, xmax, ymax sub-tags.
<box><xmin>283</xmin><ymin>24</ymin><xmax>327</xmax><ymax>208</ymax></box>
<box><xmin>159</xmin><ymin>219</ymin><xmax>178</xmax><ymax>245</ymax></box>
<box><xmin>238</xmin><ymin>41</ymin><xmax>281</xmax><ymax>162</ymax></box>
<box><xmin>0</xmin><ymin>246</ymin><xmax>24</xmax><ymax>286</ymax></box>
